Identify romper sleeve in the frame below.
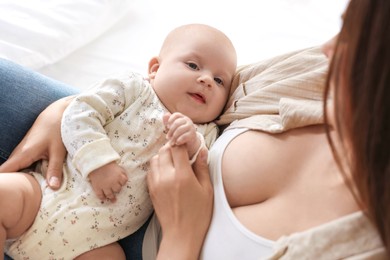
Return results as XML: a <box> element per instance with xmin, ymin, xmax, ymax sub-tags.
<box><xmin>61</xmin><ymin>72</ymin><xmax>145</xmax><ymax>179</ymax></box>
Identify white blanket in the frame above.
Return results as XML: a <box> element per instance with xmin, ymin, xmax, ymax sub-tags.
<box><xmin>0</xmin><ymin>0</ymin><xmax>348</xmax><ymax>91</ymax></box>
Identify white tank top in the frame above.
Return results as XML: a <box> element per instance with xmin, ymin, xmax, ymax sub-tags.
<box><xmin>142</xmin><ymin>128</ymin><xmax>275</xmax><ymax>259</ymax></box>
<box><xmin>200</xmin><ymin>128</ymin><xmax>274</xmax><ymax>259</ymax></box>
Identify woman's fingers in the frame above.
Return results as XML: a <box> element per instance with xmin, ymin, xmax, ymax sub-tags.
<box><xmin>45</xmin><ymin>146</ymin><xmax>67</xmax><ymax>189</ymax></box>
<box><xmin>192</xmin><ymin>147</ymin><xmax>212</xmax><ymax>189</ymax></box>
<box><xmin>167</xmin><ymin>145</ymin><xmax>190</xmax><ymax>171</ymax></box>
<box><xmin>0</xmin><ymin>139</ymin><xmax>40</xmax><ymax>173</ymax></box>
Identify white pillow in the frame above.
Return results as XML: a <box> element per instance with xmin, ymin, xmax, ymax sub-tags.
<box><xmin>0</xmin><ymin>0</ymin><xmax>132</xmax><ymax>69</ymax></box>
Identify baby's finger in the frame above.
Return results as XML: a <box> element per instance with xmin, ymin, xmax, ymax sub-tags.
<box><xmin>166</xmin><ymin>113</ymin><xmax>185</xmax><ymax>129</ymax></box>
<box><xmin>165</xmin><ymin>112</ymin><xmax>182</xmax><ymax>134</ymax></box>
<box><xmin>172</xmin><ymin>124</ymin><xmax>195</xmax><ymax>144</ymax></box>
<box><xmin>174</xmin><ymin>132</ymin><xmax>193</xmax><ymax>146</ymax></box>
<box><xmin>167</xmin><ymin>112</ymin><xmax>183</xmax><ymax>122</ymax></box>
<box><xmin>167</xmin><ymin>118</ymin><xmax>187</xmax><ymax>139</ymax></box>
<box><xmin>103</xmin><ymin>188</ymin><xmax>116</xmax><ymax>202</ymax></box>
<box><xmin>163</xmin><ymin>113</ymin><xmax>171</xmax><ymax>128</ymax></box>
<box><xmin>170</xmin><ymin>126</ymin><xmax>189</xmax><ymax>143</ymax></box>
<box><xmin>94</xmin><ymin>188</ymin><xmax>106</xmax><ymax>201</ymax></box>
<box><xmin>119</xmin><ymin>174</ymin><xmax>128</xmax><ymax>186</ymax></box>
<box><xmin>112</xmin><ymin>182</ymin><xmax>123</xmax><ymax>194</ymax></box>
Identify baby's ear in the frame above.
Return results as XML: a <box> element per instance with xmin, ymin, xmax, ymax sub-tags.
<box><xmin>148</xmin><ymin>57</ymin><xmax>160</xmax><ymax>79</ymax></box>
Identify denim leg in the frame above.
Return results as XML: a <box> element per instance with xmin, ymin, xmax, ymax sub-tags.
<box><xmin>0</xmin><ymin>58</ymin><xmax>79</xmax><ymax>163</ymax></box>
<box><xmin>119</xmin><ymin>214</ymin><xmax>152</xmax><ymax>259</ymax></box>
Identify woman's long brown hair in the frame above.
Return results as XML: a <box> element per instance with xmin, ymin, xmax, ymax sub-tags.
<box><xmin>324</xmin><ymin>0</ymin><xmax>390</xmax><ymax>256</ymax></box>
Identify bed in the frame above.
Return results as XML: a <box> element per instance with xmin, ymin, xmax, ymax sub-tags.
<box><xmin>0</xmin><ymin>0</ymin><xmax>348</xmax><ymax>91</ymax></box>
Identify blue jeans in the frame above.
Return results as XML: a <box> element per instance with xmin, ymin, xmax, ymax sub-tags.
<box><xmin>0</xmin><ymin>58</ymin><xmax>147</xmax><ymax>259</ymax></box>
<box><xmin>0</xmin><ymin>58</ymin><xmax>79</xmax><ymax>163</ymax></box>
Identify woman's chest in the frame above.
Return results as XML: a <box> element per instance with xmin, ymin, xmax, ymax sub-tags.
<box><xmin>221</xmin><ymin>127</ymin><xmax>333</xmax><ymax>208</ymax></box>
<box><xmin>218</xmin><ymin>128</ymin><xmax>358</xmax><ymax>240</ymax></box>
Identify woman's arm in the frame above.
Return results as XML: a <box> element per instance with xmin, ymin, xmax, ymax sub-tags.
<box><xmin>0</xmin><ymin>58</ymin><xmax>79</xmax><ymax>189</ymax></box>
<box><xmin>0</xmin><ymin>58</ymin><xmax>79</xmax><ymax>162</ymax></box>
<box><xmin>147</xmin><ymin>144</ymin><xmax>213</xmax><ymax>259</ymax></box>
<box><xmin>0</xmin><ymin>96</ymin><xmax>74</xmax><ymax>189</ymax></box>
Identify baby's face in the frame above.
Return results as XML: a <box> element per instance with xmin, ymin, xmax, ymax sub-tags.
<box><xmin>150</xmin><ymin>26</ymin><xmax>237</xmax><ymax>124</ymax></box>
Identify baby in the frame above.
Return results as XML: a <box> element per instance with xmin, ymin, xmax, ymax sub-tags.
<box><xmin>1</xmin><ymin>23</ymin><xmax>237</xmax><ymax>259</ymax></box>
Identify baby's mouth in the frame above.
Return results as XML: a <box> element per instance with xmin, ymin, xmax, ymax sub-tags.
<box><xmin>189</xmin><ymin>93</ymin><xmax>206</xmax><ymax>104</ymax></box>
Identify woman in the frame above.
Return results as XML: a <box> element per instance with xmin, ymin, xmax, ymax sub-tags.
<box><xmin>0</xmin><ymin>0</ymin><xmax>388</xmax><ymax>259</ymax></box>
<box><xmin>147</xmin><ymin>0</ymin><xmax>389</xmax><ymax>258</ymax></box>
<box><xmin>325</xmin><ymin>0</ymin><xmax>389</xmax><ymax>253</ymax></box>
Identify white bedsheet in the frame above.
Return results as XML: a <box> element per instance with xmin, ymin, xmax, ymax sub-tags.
<box><xmin>2</xmin><ymin>0</ymin><xmax>349</xmax><ymax>91</ymax></box>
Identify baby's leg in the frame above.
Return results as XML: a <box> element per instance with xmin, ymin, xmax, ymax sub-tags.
<box><xmin>75</xmin><ymin>242</ymin><xmax>125</xmax><ymax>260</ymax></box>
<box><xmin>0</xmin><ymin>173</ymin><xmax>41</xmax><ymax>255</ymax></box>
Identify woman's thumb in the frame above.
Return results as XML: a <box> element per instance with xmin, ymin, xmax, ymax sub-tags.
<box><xmin>46</xmin><ymin>157</ymin><xmax>64</xmax><ymax>190</ymax></box>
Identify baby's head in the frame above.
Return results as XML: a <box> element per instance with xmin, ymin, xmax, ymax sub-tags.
<box><xmin>148</xmin><ymin>24</ymin><xmax>237</xmax><ymax>124</ymax></box>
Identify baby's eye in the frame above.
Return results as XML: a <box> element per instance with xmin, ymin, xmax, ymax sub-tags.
<box><xmin>187</xmin><ymin>62</ymin><xmax>199</xmax><ymax>70</ymax></box>
<box><xmin>214</xmin><ymin>77</ymin><xmax>224</xmax><ymax>86</ymax></box>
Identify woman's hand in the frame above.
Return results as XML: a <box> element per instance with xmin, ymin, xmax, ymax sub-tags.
<box><xmin>0</xmin><ymin>96</ymin><xmax>74</xmax><ymax>189</ymax></box>
<box><xmin>147</xmin><ymin>144</ymin><xmax>213</xmax><ymax>259</ymax></box>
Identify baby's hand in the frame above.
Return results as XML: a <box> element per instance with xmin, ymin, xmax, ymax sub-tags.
<box><xmin>88</xmin><ymin>162</ymin><xmax>128</xmax><ymax>202</ymax></box>
<box><xmin>163</xmin><ymin>112</ymin><xmax>201</xmax><ymax>157</ymax></box>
